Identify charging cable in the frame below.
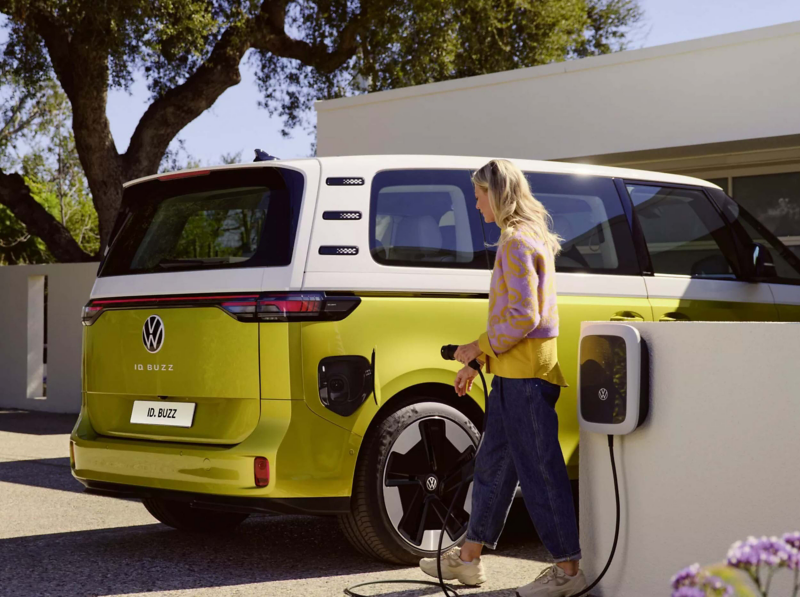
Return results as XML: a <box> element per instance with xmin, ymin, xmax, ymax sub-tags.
<box><xmin>343</xmin><ymin>348</ymin><xmax>621</xmax><ymax>597</ymax></box>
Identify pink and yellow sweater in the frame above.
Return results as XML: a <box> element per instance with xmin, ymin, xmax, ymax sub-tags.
<box><xmin>477</xmin><ymin>229</ymin><xmax>568</xmax><ymax>385</ymax></box>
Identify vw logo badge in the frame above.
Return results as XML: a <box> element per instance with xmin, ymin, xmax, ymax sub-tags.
<box><xmin>142</xmin><ymin>315</ymin><xmax>165</xmax><ymax>354</ymax></box>
<box><xmin>598</xmin><ymin>388</ymin><xmax>609</xmax><ymax>401</ymax></box>
<box><xmin>425</xmin><ymin>476</ymin><xmax>438</xmax><ymax>492</ymax></box>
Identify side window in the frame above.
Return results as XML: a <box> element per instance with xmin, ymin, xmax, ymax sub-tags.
<box><xmin>710</xmin><ymin>189</ymin><xmax>800</xmax><ymax>282</ymax></box>
<box><xmin>370</xmin><ymin>169</ymin><xmax>489</xmax><ymax>269</ymax></box>
<box><xmin>627</xmin><ymin>184</ymin><xmax>740</xmax><ymax>279</ymax></box>
<box><xmin>483</xmin><ymin>173</ymin><xmax>640</xmax><ymax>275</ymax></box>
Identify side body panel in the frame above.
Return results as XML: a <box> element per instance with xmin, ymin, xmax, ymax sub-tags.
<box><xmin>298</xmin><ymin>278</ymin><xmax>653</xmax><ymax>479</ymax></box>
<box><xmin>770</xmin><ymin>283</ymin><xmax>800</xmax><ymax>322</ymax></box>
<box><xmin>645</xmin><ymin>277</ymin><xmax>778</xmax><ymax>322</ymax></box>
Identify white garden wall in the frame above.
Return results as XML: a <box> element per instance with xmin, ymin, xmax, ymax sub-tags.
<box><xmin>0</xmin><ymin>263</ymin><xmax>98</xmax><ymax>414</ymax></box>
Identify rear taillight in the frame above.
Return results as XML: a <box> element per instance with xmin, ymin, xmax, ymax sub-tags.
<box><xmin>219</xmin><ymin>300</ymin><xmax>258</xmax><ymax>316</ymax></box>
<box><xmin>257</xmin><ymin>294</ymin><xmax>323</xmax><ymax>321</ymax></box>
<box><xmin>81</xmin><ymin>293</ymin><xmax>359</xmax><ymax>324</ymax></box>
<box><xmin>254</xmin><ymin>457</ymin><xmax>270</xmax><ymax>487</ymax></box>
<box><xmin>82</xmin><ymin>303</ymin><xmax>103</xmax><ymax>326</ymax></box>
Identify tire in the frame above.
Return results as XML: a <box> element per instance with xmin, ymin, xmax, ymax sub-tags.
<box><xmin>143</xmin><ymin>497</ymin><xmax>249</xmax><ymax>533</ymax></box>
<box><xmin>339</xmin><ymin>400</ymin><xmax>480</xmax><ymax>564</ymax></box>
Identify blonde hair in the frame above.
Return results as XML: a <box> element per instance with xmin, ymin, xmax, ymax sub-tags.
<box><xmin>472</xmin><ymin>159</ymin><xmax>562</xmax><ymax>257</ymax></box>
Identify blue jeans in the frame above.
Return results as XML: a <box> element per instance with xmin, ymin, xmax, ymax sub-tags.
<box><xmin>466</xmin><ymin>376</ymin><xmax>582</xmax><ymax>563</ymax></box>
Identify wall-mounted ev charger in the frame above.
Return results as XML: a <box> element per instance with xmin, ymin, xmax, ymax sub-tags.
<box><xmin>578</xmin><ymin>323</ymin><xmax>650</xmax><ymax>436</ymax></box>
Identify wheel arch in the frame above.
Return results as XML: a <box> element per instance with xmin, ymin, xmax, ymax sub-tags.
<box><xmin>348</xmin><ymin>369</ymin><xmax>486</xmax><ymax>497</ymax></box>
<box><xmin>353</xmin><ymin>367</ymin><xmax>486</xmax><ymax>439</ymax></box>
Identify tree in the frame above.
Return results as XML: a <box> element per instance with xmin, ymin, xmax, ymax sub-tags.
<box><xmin>23</xmin><ymin>129</ymin><xmax>100</xmax><ymax>257</ymax></box>
<box><xmin>0</xmin><ymin>0</ymin><xmax>642</xmax><ymax>262</ymax></box>
<box><xmin>0</xmin><ymin>72</ymin><xmax>80</xmax><ymax>263</ymax></box>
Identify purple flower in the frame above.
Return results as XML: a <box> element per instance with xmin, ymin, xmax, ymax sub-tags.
<box><xmin>672</xmin><ymin>563</ymin><xmax>701</xmax><ymax>589</ymax></box>
<box><xmin>672</xmin><ymin>587</ymin><xmax>706</xmax><ymax>597</ymax></box>
<box><xmin>670</xmin><ymin>564</ymin><xmax>734</xmax><ymax>597</ymax></box>
<box><xmin>727</xmin><ymin>535</ymin><xmax>797</xmax><ymax>570</ymax></box>
<box><xmin>783</xmin><ymin>531</ymin><xmax>800</xmax><ymax>550</ymax></box>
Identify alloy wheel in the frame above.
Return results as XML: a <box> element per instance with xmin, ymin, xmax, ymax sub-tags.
<box><xmin>382</xmin><ymin>415</ymin><xmax>478</xmax><ymax>551</ymax></box>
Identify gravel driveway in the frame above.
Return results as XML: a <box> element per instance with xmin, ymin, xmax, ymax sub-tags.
<box><xmin>0</xmin><ymin>410</ymin><xmax>560</xmax><ymax>597</ymax></box>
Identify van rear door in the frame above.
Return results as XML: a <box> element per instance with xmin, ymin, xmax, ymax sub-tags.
<box><xmin>84</xmin><ymin>165</ymin><xmax>308</xmax><ymax>444</ymax></box>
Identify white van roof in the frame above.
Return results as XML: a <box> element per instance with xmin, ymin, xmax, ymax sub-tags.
<box><xmin>124</xmin><ymin>155</ymin><xmax>719</xmax><ymax>190</ymax></box>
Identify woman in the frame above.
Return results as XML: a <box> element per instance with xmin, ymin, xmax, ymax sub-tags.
<box><xmin>419</xmin><ymin>159</ymin><xmax>586</xmax><ymax>597</ymax></box>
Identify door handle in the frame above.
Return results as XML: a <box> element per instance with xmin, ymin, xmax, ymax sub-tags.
<box><xmin>610</xmin><ymin>311</ymin><xmax>645</xmax><ymax>322</ymax></box>
<box><xmin>659</xmin><ymin>312</ymin><xmax>690</xmax><ymax>322</ymax></box>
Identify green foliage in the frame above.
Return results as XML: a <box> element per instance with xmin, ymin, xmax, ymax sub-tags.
<box><xmin>0</xmin><ymin>0</ymin><xmax>642</xmax><ymax>261</ymax></box>
<box><xmin>0</xmin><ymin>203</ymin><xmax>49</xmax><ymax>264</ymax></box>
<box><xmin>1</xmin><ymin>1</ymin><xmax>642</xmax><ymax>137</ymax></box>
<box><xmin>0</xmin><ymin>74</ymin><xmax>68</xmax><ymax>168</ymax></box>
<box><xmin>22</xmin><ymin>129</ymin><xmax>100</xmax><ymax>257</ymax></box>
<box><xmin>0</xmin><ymin>72</ymin><xmax>82</xmax><ymax>264</ymax></box>
<box><xmin>253</xmin><ymin>0</ymin><xmax>643</xmax><ymax>134</ymax></box>
<box><xmin>1</xmin><ymin>0</ymin><xmax>224</xmax><ymax>94</ymax></box>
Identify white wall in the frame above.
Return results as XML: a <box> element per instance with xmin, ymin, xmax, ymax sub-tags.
<box><xmin>0</xmin><ymin>263</ymin><xmax>98</xmax><ymax>414</ymax></box>
<box><xmin>580</xmin><ymin>322</ymin><xmax>800</xmax><ymax>596</ymax></box>
<box><xmin>316</xmin><ymin>21</ymin><xmax>800</xmax><ymax>162</ymax></box>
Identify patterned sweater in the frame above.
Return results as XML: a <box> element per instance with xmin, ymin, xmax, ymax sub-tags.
<box><xmin>477</xmin><ymin>229</ymin><xmax>567</xmax><ymax>385</ymax></box>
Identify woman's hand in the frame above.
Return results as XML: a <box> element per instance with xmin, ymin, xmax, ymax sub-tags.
<box><xmin>454</xmin><ymin>366</ymin><xmax>479</xmax><ymax>397</ymax></box>
<box><xmin>454</xmin><ymin>340</ymin><xmax>482</xmax><ymax>365</ymax></box>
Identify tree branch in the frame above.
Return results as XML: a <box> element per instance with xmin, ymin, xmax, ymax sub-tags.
<box><xmin>0</xmin><ymin>169</ymin><xmax>93</xmax><ymax>262</ymax></box>
<box><xmin>124</xmin><ymin>1</ymin><xmax>368</xmax><ymax>180</ymax></box>
<box><xmin>123</xmin><ymin>23</ymin><xmax>252</xmax><ymax>180</ymax></box>
<box><xmin>253</xmin><ymin>3</ymin><xmax>366</xmax><ymax>73</ymax></box>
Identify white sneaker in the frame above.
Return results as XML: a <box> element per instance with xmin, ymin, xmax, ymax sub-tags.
<box><xmin>516</xmin><ymin>565</ymin><xmax>588</xmax><ymax>597</ymax></box>
<box><xmin>419</xmin><ymin>546</ymin><xmax>487</xmax><ymax>586</ymax></box>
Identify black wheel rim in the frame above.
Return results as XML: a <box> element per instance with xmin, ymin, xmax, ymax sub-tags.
<box><xmin>382</xmin><ymin>416</ymin><xmax>477</xmax><ymax>551</ymax></box>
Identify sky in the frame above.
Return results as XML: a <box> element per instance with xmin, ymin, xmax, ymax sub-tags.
<box><xmin>48</xmin><ymin>1</ymin><xmax>800</xmax><ymax>166</ymax></box>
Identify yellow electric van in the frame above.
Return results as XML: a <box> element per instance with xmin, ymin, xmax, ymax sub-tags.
<box><xmin>70</xmin><ymin>156</ymin><xmax>800</xmax><ymax>564</ymax></box>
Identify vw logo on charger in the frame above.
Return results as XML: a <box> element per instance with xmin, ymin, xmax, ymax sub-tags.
<box><xmin>142</xmin><ymin>315</ymin><xmax>165</xmax><ymax>353</ymax></box>
<box><xmin>598</xmin><ymin>388</ymin><xmax>609</xmax><ymax>401</ymax></box>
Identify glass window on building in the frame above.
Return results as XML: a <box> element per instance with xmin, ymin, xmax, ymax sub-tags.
<box><xmin>732</xmin><ymin>173</ymin><xmax>800</xmax><ymax>260</ymax></box>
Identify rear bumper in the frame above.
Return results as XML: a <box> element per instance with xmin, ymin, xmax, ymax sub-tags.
<box><xmin>81</xmin><ymin>480</ymin><xmax>350</xmax><ymax>515</ymax></box>
<box><xmin>71</xmin><ymin>398</ymin><xmax>361</xmax><ymax>504</ymax></box>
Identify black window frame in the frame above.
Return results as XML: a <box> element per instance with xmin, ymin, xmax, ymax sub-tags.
<box><xmin>98</xmin><ymin>167</ymin><xmax>305</xmax><ymax>278</ymax></box>
<box><xmin>621</xmin><ymin>179</ymin><xmax>746</xmax><ymax>281</ymax></box>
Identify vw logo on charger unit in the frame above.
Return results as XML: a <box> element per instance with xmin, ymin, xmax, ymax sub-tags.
<box><xmin>598</xmin><ymin>388</ymin><xmax>609</xmax><ymax>401</ymax></box>
<box><xmin>142</xmin><ymin>315</ymin><xmax>165</xmax><ymax>353</ymax></box>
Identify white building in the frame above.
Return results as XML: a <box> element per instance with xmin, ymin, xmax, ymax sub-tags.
<box><xmin>316</xmin><ymin>21</ymin><xmax>800</xmax><ymax>256</ymax></box>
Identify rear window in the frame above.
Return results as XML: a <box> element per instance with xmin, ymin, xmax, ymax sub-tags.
<box><xmin>100</xmin><ymin>167</ymin><xmax>304</xmax><ymax>277</ymax></box>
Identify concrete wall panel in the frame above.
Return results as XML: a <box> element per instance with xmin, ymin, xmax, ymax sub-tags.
<box><xmin>316</xmin><ymin>22</ymin><xmax>800</xmax><ymax>162</ymax></box>
<box><xmin>0</xmin><ymin>263</ymin><xmax>97</xmax><ymax>414</ymax></box>
<box><xmin>580</xmin><ymin>322</ymin><xmax>800</xmax><ymax>596</ymax></box>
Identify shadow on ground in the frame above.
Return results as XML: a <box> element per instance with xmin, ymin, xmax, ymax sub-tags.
<box><xmin>0</xmin><ymin>409</ymin><xmax>77</xmax><ymax>435</ymax></box>
<box><xmin>0</xmin><ymin>456</ymin><xmax>85</xmax><ymax>493</ymax></box>
<box><xmin>1</xmin><ymin>497</ymin><xmax>546</xmax><ymax>596</ymax></box>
